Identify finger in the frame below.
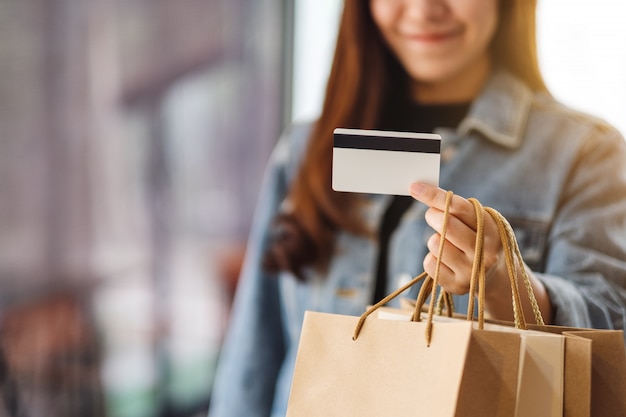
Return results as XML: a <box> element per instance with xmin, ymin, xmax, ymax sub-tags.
<box><xmin>426</xmin><ymin>230</ymin><xmax>473</xmax><ymax>267</ymax></box>
<box><xmin>409</xmin><ymin>182</ymin><xmax>477</xmax><ymax>229</ymax></box>
<box><xmin>424</xmin><ymin>208</ymin><xmax>478</xmax><ymax>255</ymax></box>
<box><xmin>426</xmin><ymin>233</ymin><xmax>474</xmax><ymax>282</ymax></box>
<box><xmin>423</xmin><ymin>252</ymin><xmax>471</xmax><ymax>295</ymax></box>
<box><xmin>426</xmin><ymin>208</ymin><xmax>505</xmax><ymax>279</ymax></box>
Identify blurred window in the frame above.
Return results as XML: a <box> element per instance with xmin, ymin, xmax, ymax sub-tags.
<box><xmin>0</xmin><ymin>0</ymin><xmax>288</xmax><ymax>416</ymax></box>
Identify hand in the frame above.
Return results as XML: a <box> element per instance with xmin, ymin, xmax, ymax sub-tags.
<box><xmin>409</xmin><ymin>182</ymin><xmax>553</xmax><ymax>323</ymax></box>
<box><xmin>408</xmin><ymin>182</ymin><xmax>505</xmax><ymax>294</ymax></box>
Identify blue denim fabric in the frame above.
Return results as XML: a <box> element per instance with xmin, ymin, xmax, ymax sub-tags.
<box><xmin>208</xmin><ymin>71</ymin><xmax>626</xmax><ymax>417</ymax></box>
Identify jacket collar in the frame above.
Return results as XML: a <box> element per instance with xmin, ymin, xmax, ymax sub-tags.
<box><xmin>457</xmin><ymin>70</ymin><xmax>534</xmax><ymax>149</ymax></box>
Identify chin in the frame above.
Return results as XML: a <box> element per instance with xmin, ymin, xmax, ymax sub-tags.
<box><xmin>405</xmin><ymin>68</ymin><xmax>457</xmax><ymax>85</ymax></box>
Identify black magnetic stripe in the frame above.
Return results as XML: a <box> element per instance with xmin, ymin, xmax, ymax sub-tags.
<box><xmin>333</xmin><ymin>133</ymin><xmax>440</xmax><ymax>153</ymax></box>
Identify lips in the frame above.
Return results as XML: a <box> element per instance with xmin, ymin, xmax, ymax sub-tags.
<box><xmin>406</xmin><ymin>28</ymin><xmax>463</xmax><ymax>43</ymax></box>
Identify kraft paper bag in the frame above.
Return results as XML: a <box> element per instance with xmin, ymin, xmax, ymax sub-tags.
<box><xmin>484</xmin><ymin>322</ymin><xmax>564</xmax><ymax>417</ymax></box>
<box><xmin>378</xmin><ymin>307</ymin><xmax>566</xmax><ymax>417</ymax></box>
<box><xmin>285</xmin><ymin>310</ymin><xmax>520</xmax><ymax>417</ymax></box>
<box><xmin>575</xmin><ymin>329</ymin><xmax>626</xmax><ymax>416</ymax></box>
<box><xmin>525</xmin><ymin>324</ymin><xmax>626</xmax><ymax>417</ymax></box>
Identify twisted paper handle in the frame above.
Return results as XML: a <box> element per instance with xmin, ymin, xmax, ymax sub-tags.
<box><xmin>353</xmin><ymin>191</ymin><xmax>544</xmax><ymax>345</ymax></box>
<box><xmin>485</xmin><ymin>206</ymin><xmax>545</xmax><ymax>327</ymax></box>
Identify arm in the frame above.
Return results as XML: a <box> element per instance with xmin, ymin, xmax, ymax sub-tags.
<box><xmin>208</xmin><ymin>138</ymin><xmax>290</xmax><ymax>417</ymax></box>
<box><xmin>537</xmin><ymin>128</ymin><xmax>626</xmax><ymax>330</ymax></box>
<box><xmin>409</xmin><ymin>128</ymin><xmax>626</xmax><ymax>331</ymax></box>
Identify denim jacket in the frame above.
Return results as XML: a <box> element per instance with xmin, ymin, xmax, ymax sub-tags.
<box><xmin>208</xmin><ymin>71</ymin><xmax>626</xmax><ymax>417</ymax></box>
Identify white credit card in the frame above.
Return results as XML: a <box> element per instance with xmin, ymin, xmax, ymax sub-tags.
<box><xmin>332</xmin><ymin>128</ymin><xmax>441</xmax><ymax>196</ymax></box>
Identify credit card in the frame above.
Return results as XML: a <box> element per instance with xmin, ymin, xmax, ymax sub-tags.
<box><xmin>332</xmin><ymin>128</ymin><xmax>441</xmax><ymax>196</ymax></box>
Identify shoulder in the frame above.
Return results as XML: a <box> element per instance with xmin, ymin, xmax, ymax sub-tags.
<box><xmin>467</xmin><ymin>70</ymin><xmax>625</xmax><ymax>151</ymax></box>
<box><xmin>525</xmin><ymin>92</ymin><xmax>626</xmax><ymax>170</ymax></box>
<box><xmin>272</xmin><ymin>121</ymin><xmax>315</xmax><ymax>183</ymax></box>
<box><xmin>478</xmin><ymin>71</ymin><xmax>624</xmax><ymax>149</ymax></box>
<box><xmin>466</xmin><ymin>71</ymin><xmax>626</xmax><ymax>184</ymax></box>
<box><xmin>524</xmin><ymin>94</ymin><xmax>626</xmax><ymax>186</ymax></box>
<box><xmin>278</xmin><ymin>121</ymin><xmax>314</xmax><ymax>154</ymax></box>
<box><xmin>530</xmin><ymin>92</ymin><xmax>624</xmax><ymax>144</ymax></box>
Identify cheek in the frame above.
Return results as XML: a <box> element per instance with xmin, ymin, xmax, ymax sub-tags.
<box><xmin>448</xmin><ymin>0</ymin><xmax>498</xmax><ymax>39</ymax></box>
<box><xmin>369</xmin><ymin>0</ymin><xmax>397</xmax><ymax>33</ymax></box>
<box><xmin>463</xmin><ymin>1</ymin><xmax>499</xmax><ymax>42</ymax></box>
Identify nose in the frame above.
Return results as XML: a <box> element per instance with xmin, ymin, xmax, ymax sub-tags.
<box><xmin>403</xmin><ymin>0</ymin><xmax>449</xmax><ymax>22</ymax></box>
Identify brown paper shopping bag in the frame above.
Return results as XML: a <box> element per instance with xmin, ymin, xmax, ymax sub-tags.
<box><xmin>286</xmin><ymin>296</ymin><xmax>521</xmax><ymax>416</ymax></box>
<box><xmin>377</xmin><ymin>307</ymin><xmax>566</xmax><ymax>417</ymax></box>
<box><xmin>476</xmin><ymin>320</ymin><xmax>626</xmax><ymax>417</ymax></box>
<box><xmin>524</xmin><ymin>324</ymin><xmax>626</xmax><ymax>417</ymax></box>
<box><xmin>478</xmin><ymin>200</ymin><xmax>626</xmax><ymax>417</ymax></box>
<box><xmin>286</xmin><ymin>192</ymin><xmax>555</xmax><ymax>417</ymax></box>
<box><xmin>411</xmin><ymin>191</ymin><xmax>624</xmax><ymax>417</ymax></box>
<box><xmin>406</xmin><ymin>196</ymin><xmax>566</xmax><ymax>417</ymax></box>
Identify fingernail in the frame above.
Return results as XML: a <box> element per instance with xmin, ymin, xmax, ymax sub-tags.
<box><xmin>409</xmin><ymin>182</ymin><xmax>425</xmax><ymax>197</ymax></box>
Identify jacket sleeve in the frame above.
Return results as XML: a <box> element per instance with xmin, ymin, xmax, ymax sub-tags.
<box><xmin>208</xmin><ymin>134</ymin><xmax>291</xmax><ymax>417</ymax></box>
<box><xmin>538</xmin><ymin>126</ymin><xmax>626</xmax><ymax>333</ymax></box>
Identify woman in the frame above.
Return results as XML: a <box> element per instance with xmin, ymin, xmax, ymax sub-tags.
<box><xmin>209</xmin><ymin>1</ymin><xmax>626</xmax><ymax>416</ymax></box>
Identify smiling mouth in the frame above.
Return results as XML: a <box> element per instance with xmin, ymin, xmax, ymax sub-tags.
<box><xmin>407</xmin><ymin>29</ymin><xmax>463</xmax><ymax>43</ymax></box>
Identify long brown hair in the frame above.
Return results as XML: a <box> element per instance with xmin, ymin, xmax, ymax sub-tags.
<box><xmin>264</xmin><ymin>0</ymin><xmax>547</xmax><ymax>279</ymax></box>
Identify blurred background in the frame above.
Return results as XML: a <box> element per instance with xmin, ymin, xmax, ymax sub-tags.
<box><xmin>0</xmin><ymin>1</ymin><xmax>624</xmax><ymax>416</ymax></box>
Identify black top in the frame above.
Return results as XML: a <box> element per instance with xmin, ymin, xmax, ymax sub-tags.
<box><xmin>372</xmin><ymin>99</ymin><xmax>470</xmax><ymax>303</ymax></box>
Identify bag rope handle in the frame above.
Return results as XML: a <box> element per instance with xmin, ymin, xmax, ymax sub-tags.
<box><xmin>413</xmin><ymin>197</ymin><xmax>545</xmax><ymax>338</ymax></box>
<box><xmin>423</xmin><ymin>191</ymin><xmax>454</xmax><ymax>345</ymax></box>
<box><xmin>352</xmin><ymin>192</ymin><xmax>545</xmax><ymax>343</ymax></box>
<box><xmin>352</xmin><ymin>192</ymin><xmax>454</xmax><ymax>342</ymax></box>
<box><xmin>352</xmin><ymin>271</ymin><xmax>428</xmax><ymax>340</ymax></box>
<box><xmin>485</xmin><ymin>207</ymin><xmax>544</xmax><ymax>326</ymax></box>
<box><xmin>413</xmin><ymin>193</ymin><xmax>488</xmax><ymax>344</ymax></box>
<box><xmin>465</xmin><ymin>198</ymin><xmax>485</xmax><ymax>325</ymax></box>
<box><xmin>413</xmin><ymin>197</ymin><xmax>511</xmax><ymax>335</ymax></box>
